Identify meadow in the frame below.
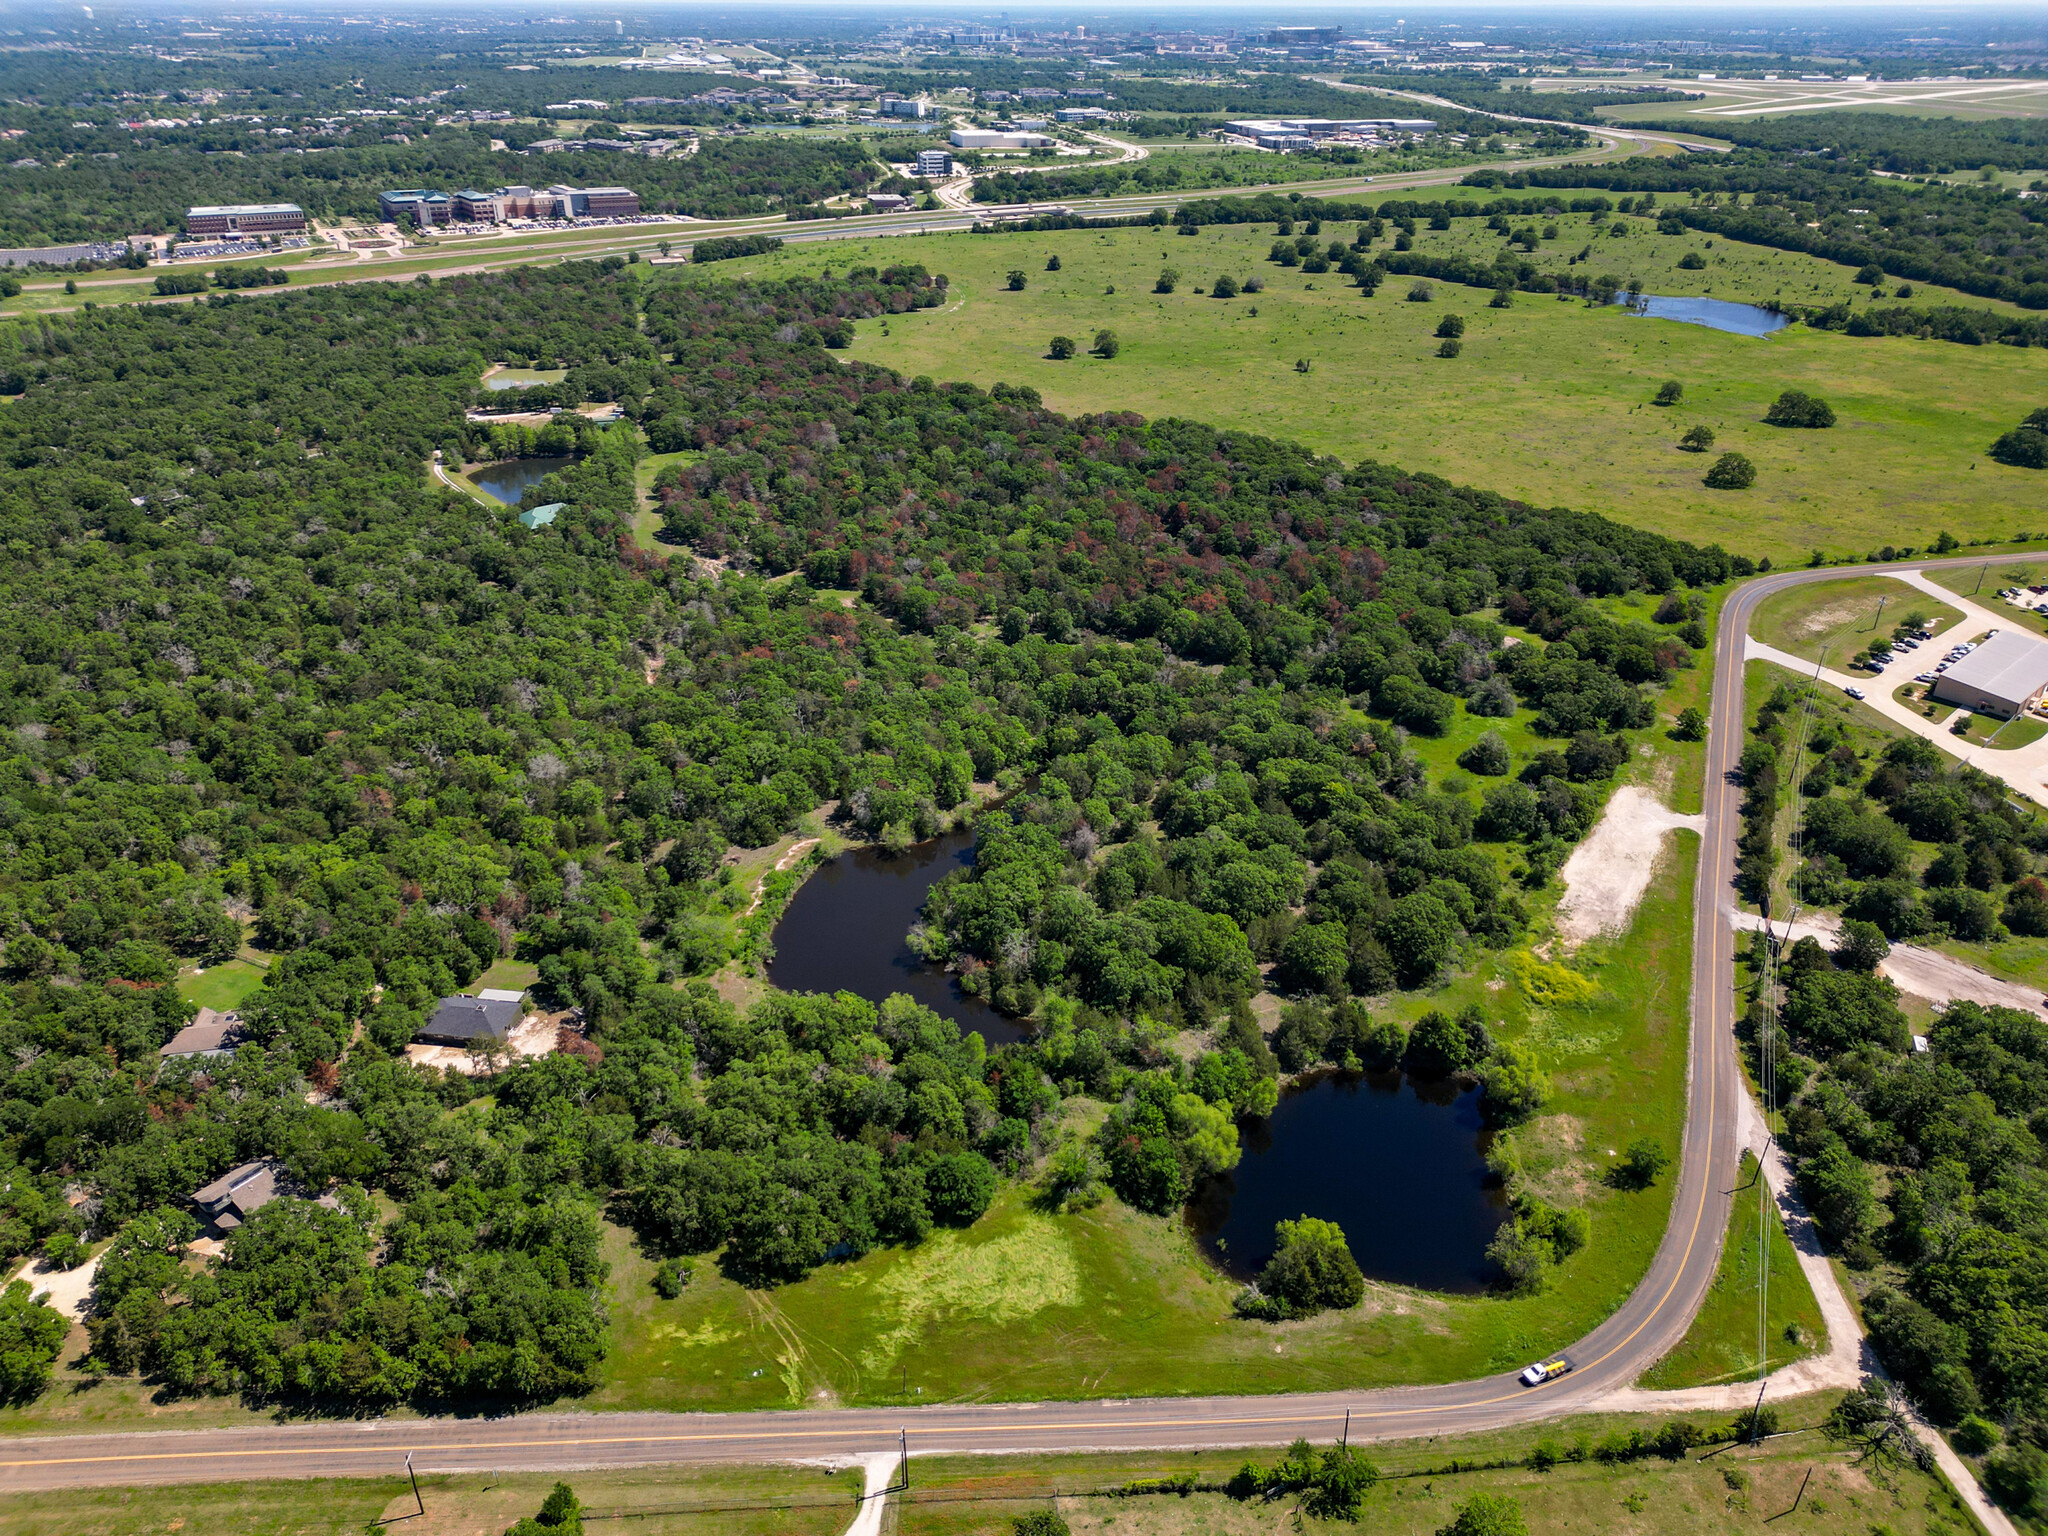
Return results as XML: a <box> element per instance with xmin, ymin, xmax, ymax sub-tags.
<box><xmin>684</xmin><ymin>205</ymin><xmax>2048</xmax><ymax>564</ymax></box>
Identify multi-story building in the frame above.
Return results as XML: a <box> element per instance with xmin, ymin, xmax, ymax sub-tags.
<box><xmin>440</xmin><ymin>184</ymin><xmax>644</xmax><ymax>223</ymax></box>
<box><xmin>184</xmin><ymin>202</ymin><xmax>305</xmax><ymax>238</ymax></box>
<box><xmin>377</xmin><ymin>188</ymin><xmax>452</xmax><ymax>226</ymax></box>
<box><xmin>915</xmin><ymin>148</ymin><xmax>954</xmax><ymax>177</ymax></box>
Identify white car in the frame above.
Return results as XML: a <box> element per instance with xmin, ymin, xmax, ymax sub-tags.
<box><xmin>1845</xmin><ymin>686</ymin><xmax>1866</xmax><ymax>700</ymax></box>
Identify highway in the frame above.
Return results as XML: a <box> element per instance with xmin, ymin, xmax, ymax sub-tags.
<box><xmin>1</xmin><ymin>546</ymin><xmax>2033</xmax><ymax>1491</ymax></box>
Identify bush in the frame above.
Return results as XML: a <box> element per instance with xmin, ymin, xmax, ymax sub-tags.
<box><xmin>1985</xmin><ymin>1443</ymin><xmax>2048</xmax><ymax>1516</ymax></box>
<box><xmin>1048</xmin><ymin>335</ymin><xmax>1076</xmax><ymax>359</ymax></box>
<box><xmin>1954</xmin><ymin>1416</ymin><xmax>2001</xmax><ymax>1456</ymax></box>
<box><xmin>1408</xmin><ymin>280</ymin><xmax>1433</xmax><ymax>301</ymax></box>
<box><xmin>1006</xmin><ymin>270</ymin><xmax>1027</xmax><ymax>291</ymax></box>
<box><xmin>1990</xmin><ymin>427</ymin><xmax>2048</xmax><ymax>469</ymax></box>
<box><xmin>1610</xmin><ymin>1138</ymin><xmax>1669</xmax><ymax>1189</ymax></box>
<box><xmin>1013</xmin><ymin>1514</ymin><xmax>1072</xmax><ymax>1536</ymax></box>
<box><xmin>1679</xmin><ymin>424</ymin><xmax>1715</xmax><ymax>453</ymax></box>
<box><xmin>1435</xmin><ymin>314</ymin><xmax>1466</xmax><ymax>339</ymax></box>
<box><xmin>1765</xmin><ymin>390</ymin><xmax>1836</xmax><ymax>428</ymax></box>
<box><xmin>1678</xmin><ymin>252</ymin><xmax>1706</xmax><ymax>270</ymax></box>
<box><xmin>1093</xmin><ymin>329</ymin><xmax>1120</xmax><ymax>358</ymax></box>
<box><xmin>926</xmin><ymin>1151</ymin><xmax>999</xmax><ymax>1226</ymax></box>
<box><xmin>1212</xmin><ymin>274</ymin><xmax>1239</xmax><ymax>298</ymax></box>
<box><xmin>1489</xmin><ymin>286</ymin><xmax>1512</xmax><ymax>308</ymax></box>
<box><xmin>652</xmin><ymin>1257</ymin><xmax>693</xmax><ymax>1298</ymax></box>
<box><xmin>1672</xmin><ymin>705</ymin><xmax>1706</xmax><ymax>741</ymax></box>
<box><xmin>1154</xmin><ymin>267</ymin><xmax>1178</xmax><ymax>293</ymax></box>
<box><xmin>1704</xmin><ymin>452</ymin><xmax>1756</xmax><ymax>489</ymax></box>
<box><xmin>1457</xmin><ymin>731</ymin><xmax>1512</xmax><ymax>776</ymax></box>
<box><xmin>1437</xmin><ymin>339</ymin><xmax>1463</xmax><ymax>359</ymax></box>
<box><xmin>1435</xmin><ymin>1491</ymin><xmax>1528</xmax><ymax>1535</ymax></box>
<box><xmin>1654</xmin><ymin>380</ymin><xmax>1683</xmax><ymax>405</ymax></box>
<box><xmin>1044</xmin><ymin>254</ymin><xmax>1061</xmax><ymax>271</ymax></box>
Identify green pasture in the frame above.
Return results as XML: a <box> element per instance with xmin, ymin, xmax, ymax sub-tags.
<box><xmin>683</xmin><ymin>215</ymin><xmax>2048</xmax><ymax>565</ymax></box>
<box><xmin>1638</xmin><ymin>1153</ymin><xmax>1826</xmax><ymax>1389</ymax></box>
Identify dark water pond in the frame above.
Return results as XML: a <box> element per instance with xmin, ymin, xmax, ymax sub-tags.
<box><xmin>1612</xmin><ymin>293</ymin><xmax>1791</xmax><ymax>337</ymax></box>
<box><xmin>1187</xmin><ymin>1071</ymin><xmax>1510</xmax><ymax>1295</ymax></box>
<box><xmin>470</xmin><ymin>455</ymin><xmax>577</xmax><ymax>505</ymax></box>
<box><xmin>766</xmin><ymin>830</ymin><xmax>1028</xmax><ymax>1045</ymax></box>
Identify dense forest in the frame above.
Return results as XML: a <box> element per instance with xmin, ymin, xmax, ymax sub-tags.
<box><xmin>0</xmin><ymin>256</ymin><xmax>1732</xmax><ymax>1407</ymax></box>
<box><xmin>1739</xmin><ymin>681</ymin><xmax>2048</xmax><ymax>1464</ymax></box>
<box><xmin>0</xmin><ymin>129</ymin><xmax>876</xmax><ymax>247</ymax></box>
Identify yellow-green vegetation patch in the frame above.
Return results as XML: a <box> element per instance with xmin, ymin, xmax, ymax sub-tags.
<box><xmin>1639</xmin><ymin>1153</ymin><xmax>1827</xmax><ymax>1390</ymax></box>
<box><xmin>858</xmin><ymin>1211</ymin><xmax>1084</xmax><ymax>1374</ymax></box>
<box><xmin>1508</xmin><ymin>949</ymin><xmax>1599</xmax><ymax>1008</ymax></box>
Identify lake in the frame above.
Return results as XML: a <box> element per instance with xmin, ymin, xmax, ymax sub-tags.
<box><xmin>1613</xmin><ymin>293</ymin><xmax>1791</xmax><ymax>337</ymax></box>
<box><xmin>469</xmin><ymin>456</ymin><xmax>576</xmax><ymax>505</ymax></box>
<box><xmin>766</xmin><ymin>830</ymin><xmax>1027</xmax><ymax>1045</ymax></box>
<box><xmin>1187</xmin><ymin>1070</ymin><xmax>1510</xmax><ymax>1294</ymax></box>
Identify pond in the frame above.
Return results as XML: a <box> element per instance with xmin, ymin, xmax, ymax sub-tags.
<box><xmin>469</xmin><ymin>456</ymin><xmax>577</xmax><ymax>506</ymax></box>
<box><xmin>766</xmin><ymin>830</ymin><xmax>1028</xmax><ymax>1045</ymax></box>
<box><xmin>1187</xmin><ymin>1070</ymin><xmax>1510</xmax><ymax>1295</ymax></box>
<box><xmin>1612</xmin><ymin>293</ymin><xmax>1791</xmax><ymax>337</ymax></box>
<box><xmin>484</xmin><ymin>366</ymin><xmax>569</xmax><ymax>390</ymax></box>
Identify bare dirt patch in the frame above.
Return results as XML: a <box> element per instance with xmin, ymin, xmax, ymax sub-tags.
<box><xmin>1555</xmin><ymin>786</ymin><xmax>1705</xmax><ymax>950</ymax></box>
<box><xmin>404</xmin><ymin>1010</ymin><xmax>566</xmax><ymax>1076</ymax></box>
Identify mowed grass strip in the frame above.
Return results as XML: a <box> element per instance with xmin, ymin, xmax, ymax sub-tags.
<box><xmin>1638</xmin><ymin>1152</ymin><xmax>1827</xmax><ymax>1390</ymax></box>
<box><xmin>1750</xmin><ymin>575</ymin><xmax>1965</xmax><ymax>666</ymax></box>
<box><xmin>695</xmin><ymin>212</ymin><xmax>2048</xmax><ymax>564</ymax></box>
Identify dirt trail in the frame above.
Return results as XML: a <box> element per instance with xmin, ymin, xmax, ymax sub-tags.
<box><xmin>738</xmin><ymin>838</ymin><xmax>821</xmax><ymax>919</ymax></box>
<box><xmin>1555</xmin><ymin>785</ymin><xmax>1705</xmax><ymax>949</ymax></box>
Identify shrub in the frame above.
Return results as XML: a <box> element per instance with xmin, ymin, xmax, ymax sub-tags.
<box><xmin>1093</xmin><ymin>329</ymin><xmax>1119</xmax><ymax>358</ymax></box>
<box><xmin>1407</xmin><ymin>280</ymin><xmax>1433</xmax><ymax>301</ymax></box>
<box><xmin>1679</xmin><ymin>424</ymin><xmax>1715</xmax><ymax>453</ymax></box>
<box><xmin>1458</xmin><ymin>731</ymin><xmax>1511</xmax><ymax>776</ymax></box>
<box><xmin>1294</xmin><ymin>357</ymin><xmax>1313</xmax><ymax>374</ymax></box>
<box><xmin>926</xmin><ymin>1151</ymin><xmax>999</xmax><ymax>1225</ymax></box>
<box><xmin>1437</xmin><ymin>339</ymin><xmax>1463</xmax><ymax>358</ymax></box>
<box><xmin>1610</xmin><ymin>1138</ymin><xmax>1669</xmax><ymax>1189</ymax></box>
<box><xmin>1435</xmin><ymin>1491</ymin><xmax>1528</xmax><ymax>1535</ymax></box>
<box><xmin>506</xmin><ymin>1480</ymin><xmax>584</xmax><ymax>1536</ymax></box>
<box><xmin>1435</xmin><ymin>314</ymin><xmax>1466</xmax><ymax>339</ymax></box>
<box><xmin>1704</xmin><ymin>452</ymin><xmax>1756</xmax><ymax>489</ymax></box>
<box><xmin>652</xmin><ymin>1258</ymin><xmax>693</xmax><ymax>1298</ymax></box>
<box><xmin>1012</xmin><ymin>1513</ymin><xmax>1072</xmax><ymax>1536</ymax></box>
<box><xmin>1243</xmin><ymin>274</ymin><xmax>1265</xmax><ymax>292</ymax></box>
<box><xmin>1212</xmin><ymin>274</ymin><xmax>1239</xmax><ymax>298</ymax></box>
<box><xmin>1672</xmin><ymin>705</ymin><xmax>1706</xmax><ymax>741</ymax></box>
<box><xmin>1990</xmin><ymin>427</ymin><xmax>2047</xmax><ymax>469</ymax></box>
<box><xmin>1765</xmin><ymin>390</ymin><xmax>1836</xmax><ymax>428</ymax></box>
<box><xmin>1954</xmin><ymin>1416</ymin><xmax>2001</xmax><ymax>1456</ymax></box>
<box><xmin>1489</xmin><ymin>286</ymin><xmax>1512</xmax><ymax>308</ymax></box>
<box><xmin>1006</xmin><ymin>270</ymin><xmax>1027</xmax><ymax>291</ymax></box>
<box><xmin>1153</xmin><ymin>267</ymin><xmax>1178</xmax><ymax>293</ymax></box>
<box><xmin>1044</xmin><ymin>254</ymin><xmax>1061</xmax><ymax>271</ymax></box>
<box><xmin>1048</xmin><ymin>335</ymin><xmax>1076</xmax><ymax>359</ymax></box>
<box><xmin>1654</xmin><ymin>380</ymin><xmax>1683</xmax><ymax>405</ymax></box>
<box><xmin>1678</xmin><ymin>251</ymin><xmax>1706</xmax><ymax>269</ymax></box>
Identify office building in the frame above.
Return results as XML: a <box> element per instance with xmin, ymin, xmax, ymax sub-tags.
<box><xmin>916</xmin><ymin>148</ymin><xmax>954</xmax><ymax>177</ymax></box>
<box><xmin>950</xmin><ymin>128</ymin><xmax>1054</xmax><ymax>150</ymax></box>
<box><xmin>1268</xmin><ymin>25</ymin><xmax>1342</xmax><ymax>45</ymax></box>
<box><xmin>882</xmin><ymin>98</ymin><xmax>931</xmax><ymax>119</ymax></box>
<box><xmin>378</xmin><ymin>188</ymin><xmax>452</xmax><ymax>226</ymax></box>
<box><xmin>184</xmin><ymin>203</ymin><xmax>305</xmax><ymax>237</ymax></box>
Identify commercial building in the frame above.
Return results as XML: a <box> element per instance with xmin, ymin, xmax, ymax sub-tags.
<box><xmin>184</xmin><ymin>202</ymin><xmax>305</xmax><ymax>237</ymax></box>
<box><xmin>950</xmin><ymin>127</ymin><xmax>1055</xmax><ymax>150</ymax></box>
<box><xmin>1056</xmin><ymin>106</ymin><xmax>1108</xmax><ymax>122</ymax></box>
<box><xmin>881</xmin><ymin>97</ymin><xmax>931</xmax><ymax>119</ymax></box>
<box><xmin>441</xmin><ymin>184</ymin><xmax>643</xmax><ymax>222</ymax></box>
<box><xmin>1268</xmin><ymin>25</ymin><xmax>1342</xmax><ymax>45</ymax></box>
<box><xmin>916</xmin><ymin>148</ymin><xmax>954</xmax><ymax>177</ymax></box>
<box><xmin>378</xmin><ymin>188</ymin><xmax>452</xmax><ymax>226</ymax></box>
<box><xmin>1930</xmin><ymin>629</ymin><xmax>2048</xmax><ymax>719</ymax></box>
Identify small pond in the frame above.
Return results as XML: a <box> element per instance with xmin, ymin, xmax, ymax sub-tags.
<box><xmin>1187</xmin><ymin>1070</ymin><xmax>1510</xmax><ymax>1295</ymax></box>
<box><xmin>470</xmin><ymin>455</ymin><xmax>577</xmax><ymax>506</ymax></box>
<box><xmin>484</xmin><ymin>366</ymin><xmax>569</xmax><ymax>390</ymax></box>
<box><xmin>766</xmin><ymin>830</ymin><xmax>1028</xmax><ymax>1045</ymax></box>
<box><xmin>1611</xmin><ymin>293</ymin><xmax>1791</xmax><ymax>337</ymax></box>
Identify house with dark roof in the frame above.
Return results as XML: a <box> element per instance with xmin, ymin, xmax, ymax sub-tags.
<box><xmin>417</xmin><ymin>994</ymin><xmax>521</xmax><ymax>1046</ymax></box>
<box><xmin>190</xmin><ymin>1159</ymin><xmax>284</xmax><ymax>1230</ymax></box>
<box><xmin>159</xmin><ymin>1007</ymin><xmax>247</xmax><ymax>1060</ymax></box>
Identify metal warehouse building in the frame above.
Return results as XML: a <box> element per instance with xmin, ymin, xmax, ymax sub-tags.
<box><xmin>1930</xmin><ymin>629</ymin><xmax>2048</xmax><ymax>719</ymax></box>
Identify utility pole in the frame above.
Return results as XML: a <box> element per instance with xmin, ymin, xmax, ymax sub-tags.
<box><xmin>1342</xmin><ymin>1408</ymin><xmax>1351</xmax><ymax>1448</ymax></box>
<box><xmin>1870</xmin><ymin>595</ymin><xmax>1886</xmax><ymax>633</ymax></box>
<box><xmin>1975</xmin><ymin>562</ymin><xmax>1988</xmax><ymax>595</ymax></box>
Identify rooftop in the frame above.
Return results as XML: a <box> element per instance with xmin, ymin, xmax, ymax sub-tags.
<box><xmin>188</xmin><ymin>202</ymin><xmax>303</xmax><ymax>216</ymax></box>
<box><xmin>419</xmin><ymin>994</ymin><xmax>522</xmax><ymax>1044</ymax></box>
<box><xmin>159</xmin><ymin>1007</ymin><xmax>245</xmax><ymax>1058</ymax></box>
<box><xmin>1939</xmin><ymin>628</ymin><xmax>2048</xmax><ymax>703</ymax></box>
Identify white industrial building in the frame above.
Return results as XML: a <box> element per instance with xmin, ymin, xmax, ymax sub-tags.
<box><xmin>951</xmin><ymin>127</ymin><xmax>1055</xmax><ymax>149</ymax></box>
<box><xmin>1223</xmin><ymin>116</ymin><xmax>1437</xmax><ymax>150</ymax></box>
<box><xmin>1931</xmin><ymin>629</ymin><xmax>2048</xmax><ymax>719</ymax></box>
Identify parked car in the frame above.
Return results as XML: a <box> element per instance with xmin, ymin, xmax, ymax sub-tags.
<box><xmin>1845</xmin><ymin>686</ymin><xmax>1867</xmax><ymax>700</ymax></box>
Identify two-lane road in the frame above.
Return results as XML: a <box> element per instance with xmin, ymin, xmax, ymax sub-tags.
<box><xmin>3</xmin><ymin>553</ymin><xmax>2035</xmax><ymax>1492</ymax></box>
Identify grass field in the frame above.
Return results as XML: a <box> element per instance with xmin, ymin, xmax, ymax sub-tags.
<box><xmin>174</xmin><ymin>959</ymin><xmax>267</xmax><ymax>1012</ymax></box>
<box><xmin>2</xmin><ymin>1399</ymin><xmax>1979</xmax><ymax>1536</ymax></box>
<box><xmin>1638</xmin><ymin>1154</ymin><xmax>1826</xmax><ymax>1390</ymax></box>
<box><xmin>1750</xmin><ymin>575</ymin><xmax>1964</xmax><ymax>665</ymax></box>
<box><xmin>675</xmin><ymin>212</ymin><xmax>2048</xmax><ymax>564</ymax></box>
